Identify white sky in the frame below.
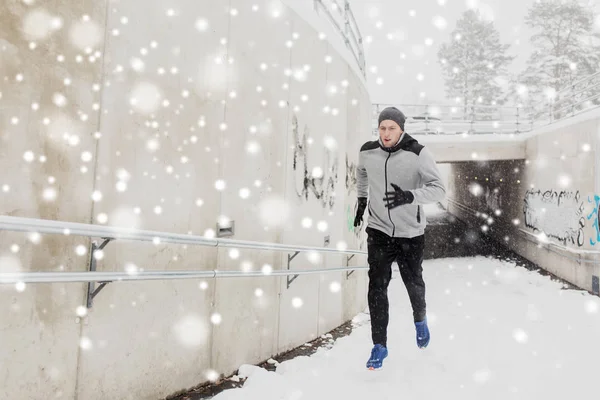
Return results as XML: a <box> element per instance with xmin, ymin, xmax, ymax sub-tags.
<box><xmin>347</xmin><ymin>0</ymin><xmax>600</xmax><ymax>105</ymax></box>
<box><xmin>209</xmin><ymin>239</ymin><xmax>600</xmax><ymax>399</ymax></box>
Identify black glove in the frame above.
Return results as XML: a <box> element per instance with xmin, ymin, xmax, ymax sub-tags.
<box><xmin>383</xmin><ymin>183</ymin><xmax>414</xmax><ymax>209</ymax></box>
<box><xmin>354</xmin><ymin>197</ymin><xmax>367</xmax><ymax>227</ymax></box>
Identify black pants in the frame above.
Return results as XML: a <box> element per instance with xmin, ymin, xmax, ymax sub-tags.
<box><xmin>366</xmin><ymin>227</ymin><xmax>426</xmax><ymax>348</ymax></box>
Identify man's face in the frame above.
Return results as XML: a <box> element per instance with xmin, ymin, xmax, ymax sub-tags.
<box><xmin>379</xmin><ymin>120</ymin><xmax>402</xmax><ymax>147</ymax></box>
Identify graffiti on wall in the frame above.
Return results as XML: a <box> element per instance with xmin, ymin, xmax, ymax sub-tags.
<box><xmin>289</xmin><ymin>112</ymin><xmax>365</xmax><ymax>243</ymax></box>
<box><xmin>346</xmin><ymin>205</ymin><xmax>355</xmax><ymax>233</ymax></box>
<box><xmin>291</xmin><ymin>114</ymin><xmax>338</xmax><ymax>210</ymax></box>
<box><xmin>587</xmin><ymin>194</ymin><xmax>600</xmax><ymax>245</ymax></box>
<box><xmin>345</xmin><ymin>154</ymin><xmax>358</xmax><ymax>195</ymax></box>
<box><xmin>345</xmin><ymin>154</ymin><xmax>363</xmax><ymax>238</ymax></box>
<box><xmin>523</xmin><ymin>189</ymin><xmax>585</xmax><ymax>247</ymax></box>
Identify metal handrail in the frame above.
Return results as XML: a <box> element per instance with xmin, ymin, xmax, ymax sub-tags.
<box><xmin>556</xmin><ymin>71</ymin><xmax>600</xmax><ymax>95</ymax></box>
<box><xmin>0</xmin><ymin>215</ymin><xmax>368</xmax><ymax>288</ymax></box>
<box><xmin>376</xmin><ymin>103</ymin><xmax>522</xmax><ymax>111</ymax></box>
<box><xmin>373</xmin><ymin>70</ymin><xmax>600</xmax><ymax>134</ymax></box>
<box><xmin>372</xmin><ymin>103</ymin><xmax>535</xmax><ymax>118</ymax></box>
<box><xmin>554</xmin><ymin>80</ymin><xmax>600</xmax><ymax>102</ymax></box>
<box><xmin>314</xmin><ymin>0</ymin><xmax>366</xmax><ymax>77</ymax></box>
<box><xmin>0</xmin><ymin>266</ymin><xmax>368</xmax><ymax>284</ymax></box>
<box><xmin>345</xmin><ymin>4</ymin><xmax>362</xmax><ymax>43</ymax></box>
<box><xmin>0</xmin><ymin>215</ymin><xmax>366</xmax><ymax>256</ymax></box>
<box><xmin>371</xmin><ymin>103</ymin><xmax>535</xmax><ymax>135</ymax></box>
<box><xmin>552</xmin><ymin>91</ymin><xmax>600</xmax><ymax>116</ymax></box>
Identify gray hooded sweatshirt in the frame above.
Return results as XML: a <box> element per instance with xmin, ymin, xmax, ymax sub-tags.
<box><xmin>357</xmin><ymin>132</ymin><xmax>446</xmax><ymax>238</ymax></box>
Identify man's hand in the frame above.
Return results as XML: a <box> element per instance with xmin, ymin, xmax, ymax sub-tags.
<box><xmin>383</xmin><ymin>183</ymin><xmax>414</xmax><ymax>209</ymax></box>
<box><xmin>354</xmin><ymin>197</ymin><xmax>368</xmax><ymax>227</ymax></box>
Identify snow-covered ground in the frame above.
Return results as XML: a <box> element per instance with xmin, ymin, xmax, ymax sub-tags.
<box><xmin>212</xmin><ymin>255</ymin><xmax>600</xmax><ymax>400</ymax></box>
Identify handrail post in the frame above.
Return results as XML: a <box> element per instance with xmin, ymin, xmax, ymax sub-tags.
<box><xmin>345</xmin><ymin>254</ymin><xmax>356</xmax><ymax>279</ymax></box>
<box><xmin>286</xmin><ymin>251</ymin><xmax>301</xmax><ymax>288</ymax></box>
<box><xmin>86</xmin><ymin>237</ymin><xmax>112</xmax><ymax>308</ymax></box>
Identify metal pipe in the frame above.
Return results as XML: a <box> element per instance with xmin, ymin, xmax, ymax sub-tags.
<box><xmin>554</xmin><ymin>80</ymin><xmax>600</xmax><ymax>102</ymax></box>
<box><xmin>555</xmin><ymin>71</ymin><xmax>600</xmax><ymax>95</ymax></box>
<box><xmin>551</xmin><ymin>93</ymin><xmax>600</xmax><ymax>116</ymax></box>
<box><xmin>345</xmin><ymin>3</ymin><xmax>362</xmax><ymax>41</ymax></box>
<box><xmin>317</xmin><ymin>3</ymin><xmax>343</xmax><ymax>33</ymax></box>
<box><xmin>0</xmin><ymin>266</ymin><xmax>369</xmax><ymax>284</ymax></box>
<box><xmin>373</xmin><ymin>103</ymin><xmax>528</xmax><ymax>111</ymax></box>
<box><xmin>313</xmin><ymin>0</ymin><xmax>365</xmax><ymax>77</ymax></box>
<box><xmin>0</xmin><ymin>215</ymin><xmax>367</xmax><ymax>256</ymax></box>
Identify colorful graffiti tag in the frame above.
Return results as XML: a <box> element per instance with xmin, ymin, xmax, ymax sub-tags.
<box><xmin>523</xmin><ymin>189</ymin><xmax>585</xmax><ymax>247</ymax></box>
<box><xmin>347</xmin><ymin>205</ymin><xmax>355</xmax><ymax>232</ymax></box>
<box><xmin>346</xmin><ymin>203</ymin><xmax>365</xmax><ymax>249</ymax></box>
<box><xmin>587</xmin><ymin>194</ymin><xmax>600</xmax><ymax>245</ymax></box>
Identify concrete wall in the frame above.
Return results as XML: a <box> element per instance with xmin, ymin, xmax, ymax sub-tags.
<box><xmin>0</xmin><ymin>1</ymin><xmax>370</xmax><ymax>399</ymax></box>
<box><xmin>446</xmin><ymin>109</ymin><xmax>600</xmax><ymax>294</ymax></box>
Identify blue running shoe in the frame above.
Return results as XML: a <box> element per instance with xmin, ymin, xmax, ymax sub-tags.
<box><xmin>366</xmin><ymin>344</ymin><xmax>388</xmax><ymax>370</ymax></box>
<box><xmin>415</xmin><ymin>318</ymin><xmax>430</xmax><ymax>348</ymax></box>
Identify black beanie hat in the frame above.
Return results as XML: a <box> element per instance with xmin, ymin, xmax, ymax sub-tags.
<box><xmin>378</xmin><ymin>107</ymin><xmax>406</xmax><ymax>131</ymax></box>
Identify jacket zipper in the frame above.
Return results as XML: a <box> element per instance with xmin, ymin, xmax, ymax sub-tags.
<box><xmin>417</xmin><ymin>205</ymin><xmax>421</xmax><ymax>223</ymax></box>
<box><xmin>384</xmin><ymin>152</ymin><xmax>396</xmax><ymax>236</ymax></box>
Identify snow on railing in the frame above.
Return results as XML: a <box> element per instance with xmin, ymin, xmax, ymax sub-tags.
<box><xmin>371</xmin><ymin>103</ymin><xmax>535</xmax><ymax>136</ymax></box>
<box><xmin>543</xmin><ymin>71</ymin><xmax>600</xmax><ymax>122</ymax></box>
<box><xmin>373</xmin><ymin>71</ymin><xmax>600</xmax><ymax>135</ymax></box>
<box><xmin>0</xmin><ymin>215</ymin><xmax>367</xmax><ymax>308</ymax></box>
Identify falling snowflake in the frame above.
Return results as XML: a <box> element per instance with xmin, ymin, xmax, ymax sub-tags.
<box><xmin>28</xmin><ymin>232</ymin><xmax>41</xmax><ymax>244</ymax></box>
<box><xmin>22</xmin><ymin>9</ymin><xmax>62</xmax><ymax>41</ymax></box>
<box><xmin>75</xmin><ymin>245</ymin><xmax>87</xmax><ymax>256</ymax></box>
<box><xmin>316</xmin><ymin>221</ymin><xmax>328</xmax><ymax>232</ymax></box>
<box><xmin>23</xmin><ymin>151</ymin><xmax>35</xmax><ymax>162</ymax></box>
<box><xmin>69</xmin><ymin>18</ymin><xmax>103</xmax><ymax>51</ymax></box>
<box><xmin>261</xmin><ymin>264</ymin><xmax>273</xmax><ymax>275</ymax></box>
<box><xmin>292</xmin><ymin>297</ymin><xmax>303</xmax><ymax>308</ymax></box>
<box><xmin>259</xmin><ymin>196</ymin><xmax>290</xmax><ymax>227</ymax></box>
<box><xmin>125</xmin><ymin>263</ymin><xmax>139</xmax><ymax>275</ymax></box>
<box><xmin>79</xmin><ymin>337</ymin><xmax>93</xmax><ymax>350</ymax></box>
<box><xmin>512</xmin><ymin>328</ymin><xmax>528</xmax><ymax>343</ymax></box>
<box><xmin>130</xmin><ymin>82</ymin><xmax>162</xmax><ymax>114</ymax></box>
<box><xmin>76</xmin><ymin>306</ymin><xmax>87</xmax><ymax>317</ymax></box>
<box><xmin>210</xmin><ymin>313</ymin><xmax>222</xmax><ymax>325</ymax></box>
<box><xmin>306</xmin><ymin>251</ymin><xmax>322</xmax><ymax>264</ymax></box>
<box><xmin>329</xmin><ymin>282</ymin><xmax>341</xmax><ymax>293</ymax></box>
<box><xmin>205</xmin><ymin>370</ymin><xmax>219</xmax><ymax>382</ymax></box>
<box><xmin>173</xmin><ymin>315</ymin><xmax>209</xmax><ymax>347</ymax></box>
<box><xmin>239</xmin><ymin>188</ymin><xmax>250</xmax><ymax>199</ymax></box>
